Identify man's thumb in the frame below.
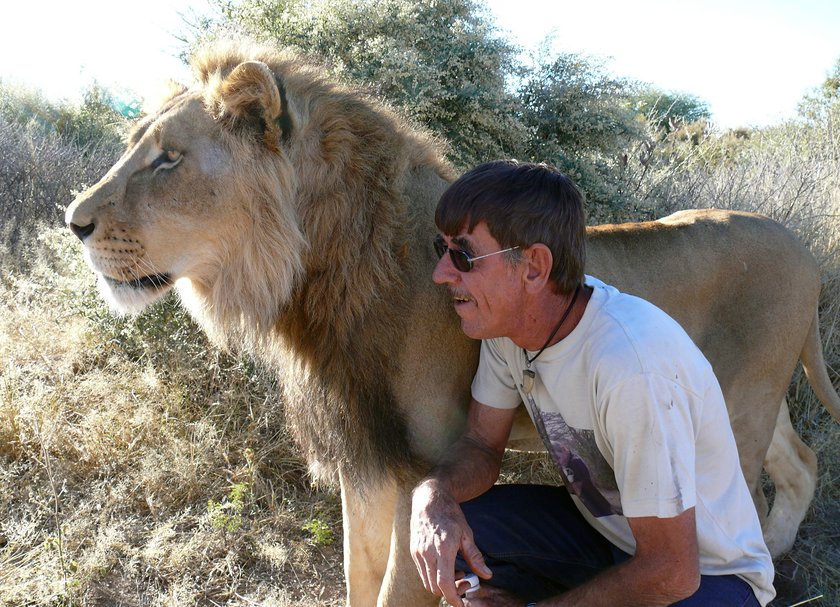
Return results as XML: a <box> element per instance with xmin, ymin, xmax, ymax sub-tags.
<box><xmin>461</xmin><ymin>537</ymin><xmax>492</xmax><ymax>579</ymax></box>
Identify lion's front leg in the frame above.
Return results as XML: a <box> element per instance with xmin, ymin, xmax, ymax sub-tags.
<box><xmin>377</xmin><ymin>481</ymin><xmax>440</xmax><ymax>607</ymax></box>
<box><xmin>340</xmin><ymin>470</ymin><xmax>398</xmax><ymax>606</ymax></box>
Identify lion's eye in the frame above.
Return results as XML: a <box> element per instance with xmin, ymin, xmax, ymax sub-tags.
<box><xmin>151</xmin><ymin>150</ymin><xmax>183</xmax><ymax>174</ymax></box>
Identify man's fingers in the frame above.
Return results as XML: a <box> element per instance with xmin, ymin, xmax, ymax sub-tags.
<box><xmin>417</xmin><ymin>559</ymin><xmax>433</xmax><ymax>594</ymax></box>
<box><xmin>410</xmin><ymin>533</ymin><xmax>436</xmax><ymax>594</ymax></box>
<box><xmin>410</xmin><ymin>482</ymin><xmax>479</xmax><ymax>605</ymax></box>
<box><xmin>437</xmin><ymin>571</ymin><xmax>464</xmax><ymax>607</ymax></box>
<box><xmin>411</xmin><ymin>543</ymin><xmax>438</xmax><ymax>595</ymax></box>
<box><xmin>431</xmin><ymin>548</ymin><xmax>462</xmax><ymax>606</ymax></box>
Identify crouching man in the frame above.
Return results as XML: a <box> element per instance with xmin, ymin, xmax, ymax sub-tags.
<box><xmin>410</xmin><ymin>160</ymin><xmax>774</xmax><ymax>606</ymax></box>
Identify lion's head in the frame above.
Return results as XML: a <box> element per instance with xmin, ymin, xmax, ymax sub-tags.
<box><xmin>65</xmin><ymin>42</ymin><xmax>459</xmax><ymax>484</ymax></box>
<box><xmin>66</xmin><ymin>54</ymin><xmax>301</xmax><ymax>336</ymax></box>
<box><xmin>66</xmin><ymin>42</ymin><xmax>452</xmax><ymax>346</ymax></box>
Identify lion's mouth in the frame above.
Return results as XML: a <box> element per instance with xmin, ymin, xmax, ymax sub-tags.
<box><xmin>103</xmin><ymin>273</ymin><xmax>172</xmax><ymax>290</ymax></box>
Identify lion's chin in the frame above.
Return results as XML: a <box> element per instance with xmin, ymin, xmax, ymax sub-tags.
<box><xmin>97</xmin><ymin>272</ymin><xmax>173</xmax><ymax>314</ymax></box>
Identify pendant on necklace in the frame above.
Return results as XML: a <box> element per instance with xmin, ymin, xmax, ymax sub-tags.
<box><xmin>522</xmin><ymin>368</ymin><xmax>536</xmax><ymax>395</ymax></box>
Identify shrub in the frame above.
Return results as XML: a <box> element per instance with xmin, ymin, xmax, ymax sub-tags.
<box><xmin>0</xmin><ymin>82</ymin><xmax>128</xmax><ymax>253</ymax></box>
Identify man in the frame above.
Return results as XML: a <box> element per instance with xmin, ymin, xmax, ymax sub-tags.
<box><xmin>410</xmin><ymin>160</ymin><xmax>774</xmax><ymax>607</ymax></box>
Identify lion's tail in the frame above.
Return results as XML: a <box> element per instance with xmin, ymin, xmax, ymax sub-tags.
<box><xmin>800</xmin><ymin>307</ymin><xmax>840</xmax><ymax>423</ymax></box>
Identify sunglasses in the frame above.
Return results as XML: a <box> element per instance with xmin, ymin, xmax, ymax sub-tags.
<box><xmin>433</xmin><ymin>235</ymin><xmax>519</xmax><ymax>272</ymax></box>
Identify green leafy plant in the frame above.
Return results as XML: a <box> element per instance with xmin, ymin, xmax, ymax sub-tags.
<box><xmin>207</xmin><ymin>482</ymin><xmax>250</xmax><ymax>533</ymax></box>
<box><xmin>302</xmin><ymin>518</ymin><xmax>334</xmax><ymax>546</ymax></box>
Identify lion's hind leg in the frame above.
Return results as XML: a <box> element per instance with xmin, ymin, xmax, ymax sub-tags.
<box><xmin>762</xmin><ymin>399</ymin><xmax>818</xmax><ymax>558</ymax></box>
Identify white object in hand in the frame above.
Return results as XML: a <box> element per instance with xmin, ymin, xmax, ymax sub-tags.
<box><xmin>463</xmin><ymin>573</ymin><xmax>480</xmax><ymax>597</ymax></box>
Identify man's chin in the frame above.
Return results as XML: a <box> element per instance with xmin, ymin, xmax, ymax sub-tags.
<box><xmin>452</xmin><ymin>303</ymin><xmax>488</xmax><ymax>339</ymax></box>
<box><xmin>457</xmin><ymin>318</ymin><xmax>485</xmax><ymax>341</ymax></box>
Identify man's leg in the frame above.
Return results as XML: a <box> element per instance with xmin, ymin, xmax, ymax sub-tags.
<box><xmin>456</xmin><ymin>484</ymin><xmax>761</xmax><ymax>607</ymax></box>
<box><xmin>455</xmin><ymin>484</ymin><xmax>616</xmax><ymax>601</ymax></box>
<box><xmin>672</xmin><ymin>576</ymin><xmax>760</xmax><ymax>607</ymax></box>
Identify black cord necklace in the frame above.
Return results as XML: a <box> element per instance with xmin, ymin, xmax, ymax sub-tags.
<box><xmin>521</xmin><ymin>284</ymin><xmax>581</xmax><ymax>394</ymax></box>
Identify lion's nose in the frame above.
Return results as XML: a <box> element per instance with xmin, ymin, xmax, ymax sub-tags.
<box><xmin>69</xmin><ymin>222</ymin><xmax>96</xmax><ymax>242</ymax></box>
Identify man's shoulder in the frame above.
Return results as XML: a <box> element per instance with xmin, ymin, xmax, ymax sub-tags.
<box><xmin>588</xmin><ymin>279</ymin><xmax>690</xmax><ymax>343</ymax></box>
<box><xmin>587</xmin><ymin>275</ymin><xmax>673</xmax><ymax>322</ymax></box>
<box><xmin>584</xmin><ymin>277</ymin><xmax>709</xmax><ymax>377</ymax></box>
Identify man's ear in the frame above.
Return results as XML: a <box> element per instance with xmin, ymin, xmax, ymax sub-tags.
<box><xmin>522</xmin><ymin>244</ymin><xmax>553</xmax><ymax>294</ymax></box>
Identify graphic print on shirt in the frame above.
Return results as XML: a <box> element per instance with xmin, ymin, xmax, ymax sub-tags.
<box><xmin>525</xmin><ymin>393</ymin><xmax>622</xmax><ymax>517</ymax></box>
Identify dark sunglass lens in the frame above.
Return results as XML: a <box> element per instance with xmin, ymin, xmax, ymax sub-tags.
<box><xmin>450</xmin><ymin>250</ymin><xmax>473</xmax><ymax>272</ymax></box>
<box><xmin>434</xmin><ymin>235</ymin><xmax>473</xmax><ymax>272</ymax></box>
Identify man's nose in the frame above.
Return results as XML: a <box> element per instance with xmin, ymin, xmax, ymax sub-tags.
<box><xmin>432</xmin><ymin>253</ymin><xmax>459</xmax><ymax>285</ymax></box>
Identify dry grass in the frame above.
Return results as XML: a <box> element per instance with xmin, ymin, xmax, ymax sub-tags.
<box><xmin>0</xmin><ymin>230</ymin><xmax>346</xmax><ymax>606</ymax></box>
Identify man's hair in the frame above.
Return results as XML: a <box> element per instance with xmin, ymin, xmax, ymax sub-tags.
<box><xmin>435</xmin><ymin>160</ymin><xmax>586</xmax><ymax>294</ymax></box>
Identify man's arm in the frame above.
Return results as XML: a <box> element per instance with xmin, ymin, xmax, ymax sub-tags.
<box><xmin>471</xmin><ymin>507</ymin><xmax>701</xmax><ymax>607</ymax></box>
<box><xmin>411</xmin><ymin>398</ymin><xmax>516</xmax><ymax>607</ymax></box>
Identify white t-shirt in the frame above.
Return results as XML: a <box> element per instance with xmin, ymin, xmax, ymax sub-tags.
<box><xmin>472</xmin><ymin>276</ymin><xmax>775</xmax><ymax>605</ymax></box>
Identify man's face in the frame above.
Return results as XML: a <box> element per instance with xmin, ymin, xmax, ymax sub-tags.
<box><xmin>432</xmin><ymin>221</ymin><xmax>524</xmax><ymax>340</ymax></box>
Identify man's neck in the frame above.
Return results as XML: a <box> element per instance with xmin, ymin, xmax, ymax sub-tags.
<box><xmin>514</xmin><ymin>285</ymin><xmax>593</xmax><ymax>352</ymax></box>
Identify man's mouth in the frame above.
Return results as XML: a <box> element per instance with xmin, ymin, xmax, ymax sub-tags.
<box><xmin>453</xmin><ymin>293</ymin><xmax>472</xmax><ymax>305</ymax></box>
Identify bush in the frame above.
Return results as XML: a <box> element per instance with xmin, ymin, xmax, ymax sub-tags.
<box><xmin>0</xmin><ymin>82</ymin><xmax>128</xmax><ymax>253</ymax></box>
<box><xmin>0</xmin><ymin>120</ymin><xmax>121</xmax><ymax>252</ymax></box>
<box><xmin>203</xmin><ymin>0</ymin><xmax>525</xmax><ymax>169</ymax></box>
<box><xmin>0</xmin><ymin>81</ymin><xmax>130</xmax><ymax>147</ymax></box>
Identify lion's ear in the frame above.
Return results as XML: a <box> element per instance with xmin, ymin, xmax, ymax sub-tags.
<box><xmin>217</xmin><ymin>60</ymin><xmax>292</xmax><ymax>152</ymax></box>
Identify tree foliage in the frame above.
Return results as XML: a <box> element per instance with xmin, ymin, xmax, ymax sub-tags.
<box><xmin>205</xmin><ymin>0</ymin><xmax>525</xmax><ymax>168</ymax></box>
<box><xmin>520</xmin><ymin>53</ymin><xmax>637</xmax><ymax>157</ymax></box>
<box><xmin>0</xmin><ymin>81</ymin><xmax>131</xmax><ymax>148</ymax></box>
<box><xmin>632</xmin><ymin>88</ymin><xmax>711</xmax><ymax>132</ymax></box>
<box><xmin>517</xmin><ymin>51</ymin><xmax>647</xmax><ymax>218</ymax></box>
<box><xmin>798</xmin><ymin>57</ymin><xmax>840</xmax><ymax>125</ymax></box>
<box><xmin>196</xmin><ymin>0</ymin><xmax>686</xmax><ymax>217</ymax></box>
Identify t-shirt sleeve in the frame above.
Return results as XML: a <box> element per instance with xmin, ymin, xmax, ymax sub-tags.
<box><xmin>471</xmin><ymin>339</ymin><xmax>522</xmax><ymax>409</ymax></box>
<box><xmin>598</xmin><ymin>372</ymin><xmax>699</xmax><ymax>518</ymax></box>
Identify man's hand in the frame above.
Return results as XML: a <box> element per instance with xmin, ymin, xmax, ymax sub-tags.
<box><xmin>411</xmin><ymin>480</ymin><xmax>493</xmax><ymax>607</ymax></box>
<box><xmin>409</xmin><ymin>400</ymin><xmax>513</xmax><ymax>605</ymax></box>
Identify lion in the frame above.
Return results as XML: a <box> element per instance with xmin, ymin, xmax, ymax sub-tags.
<box><xmin>65</xmin><ymin>42</ymin><xmax>840</xmax><ymax>605</ymax></box>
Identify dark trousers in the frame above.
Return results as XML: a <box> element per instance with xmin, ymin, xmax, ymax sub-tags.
<box><xmin>454</xmin><ymin>484</ymin><xmax>760</xmax><ymax>606</ymax></box>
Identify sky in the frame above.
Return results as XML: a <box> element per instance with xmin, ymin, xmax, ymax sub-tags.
<box><xmin>486</xmin><ymin>0</ymin><xmax>840</xmax><ymax>128</ymax></box>
<box><xmin>0</xmin><ymin>0</ymin><xmax>838</xmax><ymax>129</ymax></box>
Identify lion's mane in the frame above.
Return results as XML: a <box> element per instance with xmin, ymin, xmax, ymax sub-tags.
<box><xmin>174</xmin><ymin>42</ymin><xmax>457</xmax><ymax>485</ymax></box>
